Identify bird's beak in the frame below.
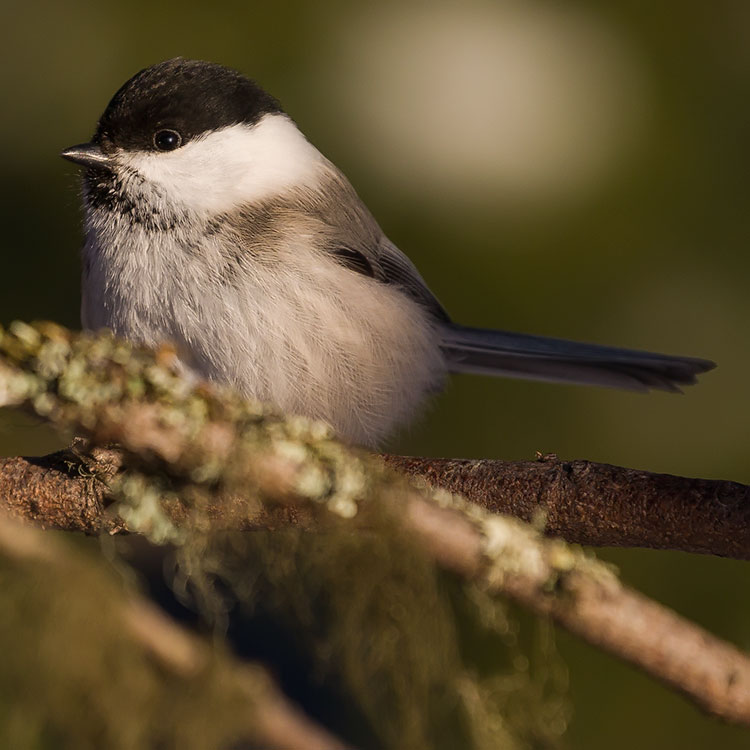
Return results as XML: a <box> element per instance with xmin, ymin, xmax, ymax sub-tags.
<box><xmin>60</xmin><ymin>143</ymin><xmax>113</xmax><ymax>170</ymax></box>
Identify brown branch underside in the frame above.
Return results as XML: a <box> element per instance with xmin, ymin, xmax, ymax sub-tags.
<box><xmin>3</xmin><ymin>449</ymin><xmax>749</xmax><ymax>560</ymax></box>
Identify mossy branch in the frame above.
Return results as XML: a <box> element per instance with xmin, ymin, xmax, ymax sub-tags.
<box><xmin>0</xmin><ymin>321</ymin><xmax>749</xmax><ymax>726</ymax></box>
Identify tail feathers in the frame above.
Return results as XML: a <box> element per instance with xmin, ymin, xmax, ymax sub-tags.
<box><xmin>440</xmin><ymin>324</ymin><xmax>715</xmax><ymax>393</ymax></box>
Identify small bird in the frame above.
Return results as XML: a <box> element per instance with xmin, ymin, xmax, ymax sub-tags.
<box><xmin>61</xmin><ymin>58</ymin><xmax>714</xmax><ymax>447</ymax></box>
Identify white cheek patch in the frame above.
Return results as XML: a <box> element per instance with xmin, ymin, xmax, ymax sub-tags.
<box><xmin>120</xmin><ymin>114</ymin><xmax>324</xmax><ymax>214</ymax></box>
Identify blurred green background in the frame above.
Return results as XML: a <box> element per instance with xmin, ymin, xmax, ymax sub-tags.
<box><xmin>1</xmin><ymin>0</ymin><xmax>748</xmax><ymax>746</ymax></box>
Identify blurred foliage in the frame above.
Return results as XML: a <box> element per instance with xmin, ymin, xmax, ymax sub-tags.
<box><xmin>0</xmin><ymin>532</ymin><xmax>262</xmax><ymax>750</ymax></box>
<box><xmin>175</xmin><ymin>525</ymin><xmax>568</xmax><ymax>749</ymax></box>
<box><xmin>1</xmin><ymin>0</ymin><xmax>749</xmax><ymax>747</ymax></box>
<box><xmin>0</xmin><ymin>518</ymin><xmax>568</xmax><ymax>750</ymax></box>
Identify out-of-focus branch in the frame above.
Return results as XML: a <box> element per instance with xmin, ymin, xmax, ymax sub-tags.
<box><xmin>0</xmin><ymin>512</ymin><xmax>349</xmax><ymax>750</ymax></box>
<box><xmin>1</xmin><ymin>321</ymin><xmax>749</xmax><ymax>726</ymax></box>
<box><xmin>401</xmin><ymin>494</ymin><xmax>750</xmax><ymax>726</ymax></box>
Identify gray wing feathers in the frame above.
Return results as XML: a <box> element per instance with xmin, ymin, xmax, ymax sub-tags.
<box><xmin>441</xmin><ymin>324</ymin><xmax>715</xmax><ymax>392</ymax></box>
<box><xmin>371</xmin><ymin>239</ymin><xmax>451</xmax><ymax>322</ymax></box>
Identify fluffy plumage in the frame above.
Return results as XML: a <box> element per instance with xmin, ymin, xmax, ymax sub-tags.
<box><xmin>68</xmin><ymin>58</ymin><xmax>714</xmax><ymax>447</ymax></box>
<box><xmin>81</xmin><ymin>110</ymin><xmax>446</xmax><ymax>446</ymax></box>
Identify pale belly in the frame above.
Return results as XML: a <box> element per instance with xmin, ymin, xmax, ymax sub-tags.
<box><xmin>82</xmin><ymin>238</ymin><xmax>446</xmax><ymax>446</ymax></box>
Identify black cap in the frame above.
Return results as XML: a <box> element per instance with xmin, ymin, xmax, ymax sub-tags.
<box><xmin>91</xmin><ymin>58</ymin><xmax>283</xmax><ymax>153</ymax></box>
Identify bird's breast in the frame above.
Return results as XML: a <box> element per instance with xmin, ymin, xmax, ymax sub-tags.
<box><xmin>81</xmin><ymin>214</ymin><xmax>446</xmax><ymax>445</ymax></box>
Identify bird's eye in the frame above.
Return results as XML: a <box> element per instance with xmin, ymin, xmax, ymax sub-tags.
<box><xmin>153</xmin><ymin>129</ymin><xmax>182</xmax><ymax>151</ymax></box>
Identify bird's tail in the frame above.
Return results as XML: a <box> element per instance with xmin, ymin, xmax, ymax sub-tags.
<box><xmin>440</xmin><ymin>324</ymin><xmax>715</xmax><ymax>392</ymax></box>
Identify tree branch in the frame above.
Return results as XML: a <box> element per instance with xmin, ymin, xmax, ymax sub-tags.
<box><xmin>1</xmin><ymin>321</ymin><xmax>748</xmax><ymax>727</ymax></box>
<box><xmin>402</xmin><ymin>494</ymin><xmax>750</xmax><ymax>725</ymax></box>
<box><xmin>0</xmin><ymin>448</ymin><xmax>312</xmax><ymax>535</ymax></box>
<box><xmin>382</xmin><ymin>455</ymin><xmax>750</xmax><ymax>559</ymax></box>
<box><xmin>0</xmin><ymin>448</ymin><xmax>121</xmax><ymax>534</ymax></box>
<box><xmin>3</xmin><ymin>451</ymin><xmax>749</xmax><ymax>723</ymax></box>
<box><xmin>3</xmin><ymin>449</ymin><xmax>749</xmax><ymax>560</ymax></box>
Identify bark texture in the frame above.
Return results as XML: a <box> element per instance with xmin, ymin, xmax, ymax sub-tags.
<box><xmin>383</xmin><ymin>455</ymin><xmax>750</xmax><ymax>559</ymax></box>
<box><xmin>4</xmin><ymin>448</ymin><xmax>749</xmax><ymax>561</ymax></box>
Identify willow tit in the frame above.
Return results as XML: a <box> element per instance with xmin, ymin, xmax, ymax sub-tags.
<box><xmin>61</xmin><ymin>58</ymin><xmax>714</xmax><ymax>447</ymax></box>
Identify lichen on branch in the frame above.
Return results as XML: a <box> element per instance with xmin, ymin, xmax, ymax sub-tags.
<box><xmin>1</xmin><ymin>320</ymin><xmax>748</xmax><ymax>732</ymax></box>
<box><xmin>0</xmin><ymin>320</ymin><xmax>571</xmax><ymax>748</ymax></box>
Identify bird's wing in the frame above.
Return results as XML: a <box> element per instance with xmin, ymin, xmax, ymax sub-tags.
<box><xmin>326</xmin><ymin>236</ymin><xmax>451</xmax><ymax>324</ymax></box>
